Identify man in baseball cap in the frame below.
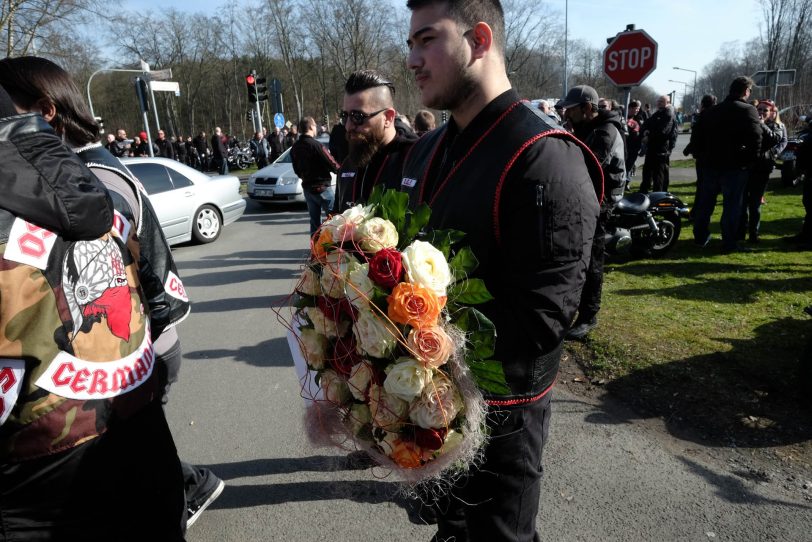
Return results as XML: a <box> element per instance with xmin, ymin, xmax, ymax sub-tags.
<box><xmin>557</xmin><ymin>85</ymin><xmax>600</xmax><ymax>109</ymax></box>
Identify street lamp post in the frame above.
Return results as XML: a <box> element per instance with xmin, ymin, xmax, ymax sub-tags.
<box><xmin>563</xmin><ymin>0</ymin><xmax>569</xmax><ymax>97</ymax></box>
<box><xmin>668</xmin><ymin>79</ymin><xmax>689</xmax><ymax>109</ymax></box>
<box><xmin>673</xmin><ymin>66</ymin><xmax>698</xmax><ymax>112</ymax></box>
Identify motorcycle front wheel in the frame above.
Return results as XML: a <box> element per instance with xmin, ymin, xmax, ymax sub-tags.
<box><xmin>631</xmin><ymin>213</ymin><xmax>681</xmax><ymax>257</ymax></box>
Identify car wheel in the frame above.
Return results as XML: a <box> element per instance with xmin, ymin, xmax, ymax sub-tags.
<box><xmin>193</xmin><ymin>204</ymin><xmax>221</xmax><ymax>243</ymax></box>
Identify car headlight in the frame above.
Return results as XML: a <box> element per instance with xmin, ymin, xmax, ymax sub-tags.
<box><xmin>279</xmin><ymin>177</ymin><xmax>298</xmax><ymax>186</ymax></box>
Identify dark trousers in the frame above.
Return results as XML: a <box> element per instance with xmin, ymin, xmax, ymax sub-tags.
<box><xmin>802</xmin><ymin>173</ymin><xmax>812</xmax><ymax>240</ymax></box>
<box><xmin>0</xmin><ymin>401</ymin><xmax>185</xmax><ymax>541</ymax></box>
<box><xmin>576</xmin><ymin>211</ymin><xmax>607</xmax><ymax>321</ymax></box>
<box><xmin>641</xmin><ymin>154</ymin><xmax>670</xmax><ymax>193</ymax></box>
<box><xmin>692</xmin><ymin>167</ymin><xmax>748</xmax><ymax>250</ymax></box>
<box><xmin>431</xmin><ymin>392</ymin><xmax>553</xmax><ymax>542</ymax></box>
<box><xmin>739</xmin><ymin>167</ymin><xmax>771</xmax><ymax>239</ymax></box>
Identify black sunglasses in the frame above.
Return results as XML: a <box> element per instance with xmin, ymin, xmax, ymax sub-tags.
<box><xmin>340</xmin><ymin>109</ymin><xmax>388</xmax><ymax>125</ymax></box>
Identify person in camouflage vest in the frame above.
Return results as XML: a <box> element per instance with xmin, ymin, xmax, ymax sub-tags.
<box><xmin>0</xmin><ymin>84</ymin><xmax>185</xmax><ymax>540</ymax></box>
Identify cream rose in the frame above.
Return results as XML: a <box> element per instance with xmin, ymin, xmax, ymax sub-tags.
<box><xmin>321</xmin><ymin>369</ymin><xmax>352</xmax><ymax>406</ymax></box>
<box><xmin>323</xmin><ymin>204</ymin><xmax>373</xmax><ymax>243</ymax></box>
<box><xmin>353</xmin><ymin>308</ymin><xmax>397</xmax><ymax>359</ymax></box>
<box><xmin>383</xmin><ymin>357</ymin><xmax>433</xmax><ymax>402</ymax></box>
<box><xmin>344</xmin><ymin>262</ymin><xmax>375</xmax><ymax>308</ymax></box>
<box><xmin>401</xmin><ymin>240</ymin><xmax>452</xmax><ymax>297</ymax></box>
<box><xmin>357</xmin><ymin>217</ymin><xmax>399</xmax><ymax>253</ymax></box>
<box><xmin>344</xmin><ymin>403</ymin><xmax>372</xmax><ymax>438</ymax></box>
<box><xmin>406</xmin><ymin>326</ymin><xmax>454</xmax><ymax>369</ymax></box>
<box><xmin>299</xmin><ymin>328</ymin><xmax>328</xmax><ymax>370</ymax></box>
<box><xmin>320</xmin><ymin>251</ymin><xmax>352</xmax><ymax>299</ymax></box>
<box><xmin>347</xmin><ymin>361</ymin><xmax>374</xmax><ymax>401</ymax></box>
<box><xmin>297</xmin><ymin>266</ymin><xmax>322</xmax><ymax>296</ymax></box>
<box><xmin>305</xmin><ymin>306</ymin><xmax>349</xmax><ymax>339</ymax></box>
<box><xmin>369</xmin><ymin>383</ymin><xmax>409</xmax><ymax>431</ymax></box>
<box><xmin>409</xmin><ymin>372</ymin><xmax>463</xmax><ymax>429</ymax></box>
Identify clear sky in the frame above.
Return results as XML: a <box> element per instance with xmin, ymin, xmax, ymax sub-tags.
<box><xmin>139</xmin><ymin>0</ymin><xmax>765</xmax><ymax>103</ymax></box>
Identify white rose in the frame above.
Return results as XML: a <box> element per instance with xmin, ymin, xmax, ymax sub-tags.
<box><xmin>305</xmin><ymin>306</ymin><xmax>349</xmax><ymax>339</ymax></box>
<box><xmin>321</xmin><ymin>369</ymin><xmax>352</xmax><ymax>406</ymax></box>
<box><xmin>369</xmin><ymin>383</ymin><xmax>409</xmax><ymax>431</ymax></box>
<box><xmin>299</xmin><ymin>328</ymin><xmax>328</xmax><ymax>370</ymax></box>
<box><xmin>297</xmin><ymin>266</ymin><xmax>322</xmax><ymax>296</ymax></box>
<box><xmin>320</xmin><ymin>251</ymin><xmax>352</xmax><ymax>299</ymax></box>
<box><xmin>383</xmin><ymin>357</ymin><xmax>433</xmax><ymax>402</ymax></box>
<box><xmin>438</xmin><ymin>429</ymin><xmax>463</xmax><ymax>454</ymax></box>
<box><xmin>357</xmin><ymin>217</ymin><xmax>399</xmax><ymax>253</ymax></box>
<box><xmin>348</xmin><ymin>361</ymin><xmax>374</xmax><ymax>401</ymax></box>
<box><xmin>409</xmin><ymin>372</ymin><xmax>463</xmax><ymax>429</ymax></box>
<box><xmin>353</xmin><ymin>308</ymin><xmax>397</xmax><ymax>359</ymax></box>
<box><xmin>344</xmin><ymin>403</ymin><xmax>372</xmax><ymax>438</ymax></box>
<box><xmin>323</xmin><ymin>204</ymin><xmax>372</xmax><ymax>242</ymax></box>
<box><xmin>344</xmin><ymin>262</ymin><xmax>375</xmax><ymax>308</ymax></box>
<box><xmin>401</xmin><ymin>240</ymin><xmax>452</xmax><ymax>297</ymax></box>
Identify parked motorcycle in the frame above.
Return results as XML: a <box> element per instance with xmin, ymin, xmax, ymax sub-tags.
<box><xmin>227</xmin><ymin>144</ymin><xmax>253</xmax><ymax>170</ymax></box>
<box><xmin>777</xmin><ymin>129</ymin><xmax>809</xmax><ymax>187</ymax></box>
<box><xmin>605</xmin><ymin>191</ymin><xmax>690</xmax><ymax>257</ymax></box>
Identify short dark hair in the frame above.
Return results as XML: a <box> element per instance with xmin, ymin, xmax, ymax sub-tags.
<box><xmin>0</xmin><ymin>56</ymin><xmax>99</xmax><ymax>145</ymax></box>
<box><xmin>701</xmin><ymin>94</ymin><xmax>717</xmax><ymax>109</ymax></box>
<box><xmin>298</xmin><ymin>116</ymin><xmax>315</xmax><ymax>134</ymax></box>
<box><xmin>344</xmin><ymin>69</ymin><xmax>395</xmax><ymax>101</ymax></box>
<box><xmin>406</xmin><ymin>0</ymin><xmax>505</xmax><ymax>53</ymax></box>
<box><xmin>729</xmin><ymin>76</ymin><xmax>754</xmax><ymax>98</ymax></box>
<box><xmin>629</xmin><ymin>100</ymin><xmax>641</xmax><ymax>108</ymax></box>
<box><xmin>414</xmin><ymin>110</ymin><xmax>436</xmax><ymax>132</ymax></box>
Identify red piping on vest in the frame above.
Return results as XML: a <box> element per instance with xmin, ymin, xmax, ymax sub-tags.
<box><xmin>485</xmin><ymin>381</ymin><xmax>554</xmax><ymax>406</ymax></box>
<box><xmin>419</xmin><ymin>100</ymin><xmax>525</xmax><ymax>206</ymax></box>
<box><xmin>492</xmin><ymin>128</ymin><xmax>605</xmax><ymax>245</ymax></box>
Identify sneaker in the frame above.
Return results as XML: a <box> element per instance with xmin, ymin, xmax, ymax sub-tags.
<box><xmin>187</xmin><ymin>478</ymin><xmax>225</xmax><ymax>529</ymax></box>
<box><xmin>566</xmin><ymin>316</ymin><xmax>597</xmax><ymax>340</ymax></box>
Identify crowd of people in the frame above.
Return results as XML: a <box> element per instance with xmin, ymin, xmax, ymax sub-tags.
<box><xmin>1</xmin><ymin>0</ymin><xmax>810</xmax><ymax>541</ymax></box>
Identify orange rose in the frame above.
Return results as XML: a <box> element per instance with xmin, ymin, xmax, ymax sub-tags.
<box><xmin>406</xmin><ymin>326</ymin><xmax>453</xmax><ymax>369</ymax></box>
<box><xmin>387</xmin><ymin>283</ymin><xmax>442</xmax><ymax>329</ymax></box>
<box><xmin>312</xmin><ymin>228</ymin><xmax>333</xmax><ymax>261</ymax></box>
<box><xmin>389</xmin><ymin>439</ymin><xmax>423</xmax><ymax>469</ymax></box>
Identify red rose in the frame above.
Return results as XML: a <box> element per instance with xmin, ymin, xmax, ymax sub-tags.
<box><xmin>317</xmin><ymin>295</ymin><xmax>356</xmax><ymax>322</ymax></box>
<box><xmin>331</xmin><ymin>337</ymin><xmax>362</xmax><ymax>376</ymax></box>
<box><xmin>414</xmin><ymin>427</ymin><xmax>447</xmax><ymax>451</ymax></box>
<box><xmin>367</xmin><ymin>248</ymin><xmax>403</xmax><ymax>290</ymax></box>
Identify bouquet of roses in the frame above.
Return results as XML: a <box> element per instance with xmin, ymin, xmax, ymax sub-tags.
<box><xmin>285</xmin><ymin>187</ymin><xmax>508</xmax><ymax>482</ymax></box>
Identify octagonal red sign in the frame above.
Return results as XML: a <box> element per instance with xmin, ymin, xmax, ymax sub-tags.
<box><xmin>603</xmin><ymin>30</ymin><xmax>658</xmax><ymax>87</ymax></box>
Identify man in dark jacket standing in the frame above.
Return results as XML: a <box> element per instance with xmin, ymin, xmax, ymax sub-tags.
<box><xmin>332</xmin><ymin>70</ymin><xmax>418</xmax><ymax>213</ymax></box>
<box><xmin>291</xmin><ymin>117</ymin><xmax>339</xmax><ymax>235</ymax></box>
<box><xmin>155</xmin><ymin>129</ymin><xmax>175</xmax><ymax>160</ymax></box>
<box><xmin>560</xmin><ymin>85</ymin><xmax>625</xmax><ymax>339</ymax></box>
<box><xmin>404</xmin><ymin>1</ymin><xmax>601</xmax><ymax>539</ymax></box>
<box><xmin>640</xmin><ymin>95</ymin><xmax>676</xmax><ymax>193</ymax></box>
<box><xmin>693</xmin><ymin>76</ymin><xmax>762</xmax><ymax>252</ymax></box>
<box><xmin>211</xmin><ymin>126</ymin><xmax>228</xmax><ymax>175</ymax></box>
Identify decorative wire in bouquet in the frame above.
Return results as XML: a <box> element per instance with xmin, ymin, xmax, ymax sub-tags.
<box><xmin>278</xmin><ymin>187</ymin><xmax>508</xmax><ymax>487</ymax></box>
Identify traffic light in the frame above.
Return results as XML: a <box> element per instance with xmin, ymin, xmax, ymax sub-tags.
<box><xmin>255</xmin><ymin>77</ymin><xmax>268</xmax><ymax>102</ymax></box>
<box><xmin>246</xmin><ymin>72</ymin><xmax>258</xmax><ymax>102</ymax></box>
<box><xmin>94</xmin><ymin>116</ymin><xmax>104</xmax><ymax>134</ymax></box>
<box><xmin>246</xmin><ymin>109</ymin><xmax>254</xmax><ymax>122</ymax></box>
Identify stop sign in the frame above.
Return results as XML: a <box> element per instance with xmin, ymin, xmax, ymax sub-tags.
<box><xmin>603</xmin><ymin>30</ymin><xmax>658</xmax><ymax>87</ymax></box>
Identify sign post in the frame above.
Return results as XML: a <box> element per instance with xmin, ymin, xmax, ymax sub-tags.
<box><xmin>603</xmin><ymin>28</ymin><xmax>658</xmax><ymax>122</ymax></box>
<box><xmin>751</xmin><ymin>69</ymin><xmax>796</xmax><ymax>102</ymax></box>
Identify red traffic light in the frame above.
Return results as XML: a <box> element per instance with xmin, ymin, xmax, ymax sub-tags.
<box><xmin>246</xmin><ymin>74</ymin><xmax>256</xmax><ymax>85</ymax></box>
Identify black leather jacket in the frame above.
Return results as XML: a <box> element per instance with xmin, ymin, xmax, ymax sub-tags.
<box><xmin>290</xmin><ymin>134</ymin><xmax>339</xmax><ymax>190</ymax></box>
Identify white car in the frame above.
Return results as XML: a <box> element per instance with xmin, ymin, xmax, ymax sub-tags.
<box><xmin>247</xmin><ymin>139</ymin><xmax>336</xmax><ymax>203</ymax></box>
<box><xmin>121</xmin><ymin>157</ymin><xmax>246</xmax><ymax>246</ymax></box>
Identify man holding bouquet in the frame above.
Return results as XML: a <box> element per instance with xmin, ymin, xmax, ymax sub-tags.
<box><xmin>403</xmin><ymin>0</ymin><xmax>602</xmax><ymax>540</ymax></box>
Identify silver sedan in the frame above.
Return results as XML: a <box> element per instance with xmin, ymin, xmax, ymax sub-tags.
<box><xmin>122</xmin><ymin>157</ymin><xmax>246</xmax><ymax>246</ymax></box>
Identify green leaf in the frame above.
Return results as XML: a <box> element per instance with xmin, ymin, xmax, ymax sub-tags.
<box><xmin>449</xmin><ymin>246</ymin><xmax>479</xmax><ymax>281</ymax></box>
<box><xmin>448</xmin><ymin>278</ymin><xmax>494</xmax><ymax>305</ymax></box>
<box><xmin>425</xmin><ymin>229</ymin><xmax>466</xmax><ymax>258</ymax></box>
<box><xmin>468</xmin><ymin>360</ymin><xmax>510</xmax><ymax>395</ymax></box>
<box><xmin>403</xmin><ymin>203</ymin><xmax>432</xmax><ymax>245</ymax></box>
<box><xmin>453</xmin><ymin>307</ymin><xmax>496</xmax><ymax>359</ymax></box>
<box><xmin>293</xmin><ymin>294</ymin><xmax>317</xmax><ymax>309</ymax></box>
<box><xmin>380</xmin><ymin>190</ymin><xmax>410</xmax><ymax>237</ymax></box>
<box><xmin>367</xmin><ymin>184</ymin><xmax>385</xmax><ymax>207</ymax></box>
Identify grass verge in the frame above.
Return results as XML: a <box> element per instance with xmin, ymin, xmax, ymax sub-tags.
<box><xmin>565</xmin><ymin>174</ymin><xmax>812</xmax><ymax>456</ymax></box>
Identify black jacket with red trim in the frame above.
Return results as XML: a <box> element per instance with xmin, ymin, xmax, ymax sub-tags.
<box><xmin>333</xmin><ymin>131</ymin><xmax>418</xmax><ymax>213</ymax></box>
<box><xmin>290</xmin><ymin>134</ymin><xmax>339</xmax><ymax>190</ymax></box>
<box><xmin>400</xmin><ymin>89</ymin><xmax>602</xmax><ymax>400</ymax></box>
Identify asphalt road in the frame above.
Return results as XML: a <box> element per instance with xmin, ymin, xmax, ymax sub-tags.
<box><xmin>167</xmin><ymin>198</ymin><xmax>811</xmax><ymax>542</ymax></box>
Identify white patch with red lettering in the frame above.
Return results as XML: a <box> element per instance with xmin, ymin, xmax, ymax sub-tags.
<box><xmin>4</xmin><ymin>219</ymin><xmax>57</xmax><ymax>270</ymax></box>
<box><xmin>164</xmin><ymin>271</ymin><xmax>189</xmax><ymax>302</ymax></box>
<box><xmin>401</xmin><ymin>177</ymin><xmax>417</xmax><ymax>188</ymax></box>
<box><xmin>34</xmin><ymin>330</ymin><xmax>155</xmax><ymax>400</ymax></box>
<box><xmin>0</xmin><ymin>360</ymin><xmax>25</xmax><ymax>425</ymax></box>
<box><xmin>111</xmin><ymin>210</ymin><xmax>131</xmax><ymax>241</ymax></box>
